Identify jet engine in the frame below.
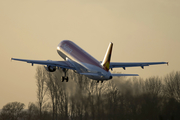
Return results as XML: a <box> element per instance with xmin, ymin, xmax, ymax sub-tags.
<box><xmin>44</xmin><ymin>65</ymin><xmax>56</xmax><ymax>72</ymax></box>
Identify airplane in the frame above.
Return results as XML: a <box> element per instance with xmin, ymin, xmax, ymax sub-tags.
<box><xmin>11</xmin><ymin>40</ymin><xmax>168</xmax><ymax>83</ymax></box>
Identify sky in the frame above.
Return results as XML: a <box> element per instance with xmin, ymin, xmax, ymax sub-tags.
<box><xmin>0</xmin><ymin>0</ymin><xmax>180</xmax><ymax>109</ymax></box>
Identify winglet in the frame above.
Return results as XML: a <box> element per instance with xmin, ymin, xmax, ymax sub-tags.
<box><xmin>101</xmin><ymin>42</ymin><xmax>113</xmax><ymax>71</ymax></box>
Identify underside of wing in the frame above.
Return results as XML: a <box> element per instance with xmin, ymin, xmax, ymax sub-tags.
<box><xmin>11</xmin><ymin>58</ymin><xmax>76</xmax><ymax>70</ymax></box>
<box><xmin>111</xmin><ymin>73</ymin><xmax>139</xmax><ymax>76</ymax></box>
<box><xmin>110</xmin><ymin>62</ymin><xmax>168</xmax><ymax>69</ymax></box>
<box><xmin>80</xmin><ymin>73</ymin><xmax>100</xmax><ymax>76</ymax></box>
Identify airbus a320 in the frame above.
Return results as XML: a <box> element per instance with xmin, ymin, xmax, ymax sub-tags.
<box><xmin>11</xmin><ymin>40</ymin><xmax>168</xmax><ymax>83</ymax></box>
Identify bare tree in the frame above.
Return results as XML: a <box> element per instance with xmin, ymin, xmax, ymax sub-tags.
<box><xmin>105</xmin><ymin>81</ymin><xmax>122</xmax><ymax>119</ymax></box>
<box><xmin>36</xmin><ymin>66</ymin><xmax>48</xmax><ymax>120</ymax></box>
<box><xmin>164</xmin><ymin>71</ymin><xmax>180</xmax><ymax>102</ymax></box>
<box><xmin>27</xmin><ymin>102</ymin><xmax>39</xmax><ymax>120</ymax></box>
<box><xmin>143</xmin><ymin>76</ymin><xmax>163</xmax><ymax>96</ymax></box>
<box><xmin>45</xmin><ymin>71</ymin><xmax>56</xmax><ymax>120</ymax></box>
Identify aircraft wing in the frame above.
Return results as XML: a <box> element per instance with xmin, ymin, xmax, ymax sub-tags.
<box><xmin>11</xmin><ymin>58</ymin><xmax>76</xmax><ymax>70</ymax></box>
<box><xmin>110</xmin><ymin>62</ymin><xmax>168</xmax><ymax>70</ymax></box>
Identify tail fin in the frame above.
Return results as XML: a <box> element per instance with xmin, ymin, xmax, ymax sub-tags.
<box><xmin>101</xmin><ymin>42</ymin><xmax>113</xmax><ymax>71</ymax></box>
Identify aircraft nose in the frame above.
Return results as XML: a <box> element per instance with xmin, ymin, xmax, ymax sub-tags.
<box><xmin>109</xmin><ymin>76</ymin><xmax>112</xmax><ymax>79</ymax></box>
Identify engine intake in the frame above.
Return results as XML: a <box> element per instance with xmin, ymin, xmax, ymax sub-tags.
<box><xmin>44</xmin><ymin>65</ymin><xmax>56</xmax><ymax>72</ymax></box>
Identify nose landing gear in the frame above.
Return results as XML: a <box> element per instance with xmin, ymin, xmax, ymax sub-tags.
<box><xmin>61</xmin><ymin>68</ymin><xmax>69</xmax><ymax>82</ymax></box>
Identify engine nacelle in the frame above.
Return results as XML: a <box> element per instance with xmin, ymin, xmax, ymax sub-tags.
<box><xmin>44</xmin><ymin>65</ymin><xmax>56</xmax><ymax>72</ymax></box>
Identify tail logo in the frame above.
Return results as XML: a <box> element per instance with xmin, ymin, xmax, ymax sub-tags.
<box><xmin>101</xmin><ymin>42</ymin><xmax>113</xmax><ymax>71</ymax></box>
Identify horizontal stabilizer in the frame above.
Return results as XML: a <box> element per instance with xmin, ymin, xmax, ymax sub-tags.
<box><xmin>111</xmin><ymin>73</ymin><xmax>139</xmax><ymax>76</ymax></box>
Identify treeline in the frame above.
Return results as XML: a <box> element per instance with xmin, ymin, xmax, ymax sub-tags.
<box><xmin>1</xmin><ymin>66</ymin><xmax>180</xmax><ymax>120</ymax></box>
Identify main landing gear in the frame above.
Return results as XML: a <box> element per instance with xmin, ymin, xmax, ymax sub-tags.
<box><xmin>97</xmin><ymin>80</ymin><xmax>103</xmax><ymax>83</ymax></box>
<box><xmin>61</xmin><ymin>68</ymin><xmax>68</xmax><ymax>82</ymax></box>
<box><xmin>61</xmin><ymin>76</ymin><xmax>68</xmax><ymax>82</ymax></box>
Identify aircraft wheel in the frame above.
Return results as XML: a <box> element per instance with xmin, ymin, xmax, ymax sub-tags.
<box><xmin>61</xmin><ymin>76</ymin><xmax>64</xmax><ymax>82</ymax></box>
<box><xmin>97</xmin><ymin>80</ymin><xmax>99</xmax><ymax>83</ymax></box>
<box><xmin>101</xmin><ymin>81</ymin><xmax>103</xmax><ymax>83</ymax></box>
<box><xmin>66</xmin><ymin>77</ymin><xmax>69</xmax><ymax>82</ymax></box>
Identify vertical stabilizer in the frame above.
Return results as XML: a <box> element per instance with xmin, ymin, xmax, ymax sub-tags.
<box><xmin>101</xmin><ymin>42</ymin><xmax>113</xmax><ymax>71</ymax></box>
